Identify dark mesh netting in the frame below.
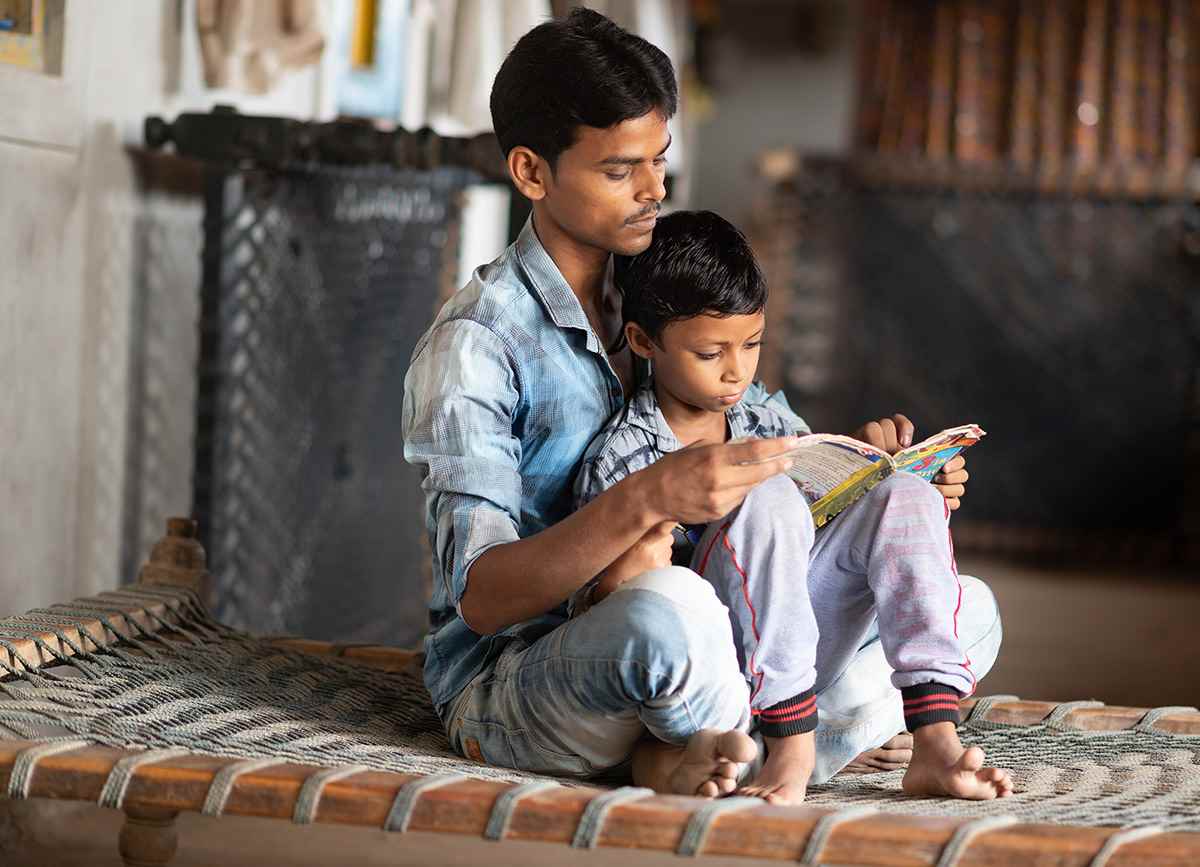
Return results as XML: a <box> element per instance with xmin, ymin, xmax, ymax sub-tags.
<box><xmin>195</xmin><ymin>166</ymin><xmax>472</xmax><ymax>643</ymax></box>
<box><xmin>758</xmin><ymin>174</ymin><xmax>1200</xmax><ymax>559</ymax></box>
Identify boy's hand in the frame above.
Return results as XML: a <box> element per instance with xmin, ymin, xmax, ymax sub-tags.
<box><xmin>852</xmin><ymin>414</ymin><xmax>914</xmax><ymax>454</ymax></box>
<box><xmin>933</xmin><ymin>455</ymin><xmax>969</xmax><ymax>510</ymax></box>
<box><xmin>639</xmin><ymin>437</ymin><xmax>800</xmax><ymax>525</ymax></box>
<box><xmin>594</xmin><ymin>520</ymin><xmax>676</xmax><ymax>602</ymax></box>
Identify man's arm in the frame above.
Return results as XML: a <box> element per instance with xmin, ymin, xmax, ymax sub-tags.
<box><xmin>405</xmin><ymin>319</ymin><xmax>800</xmax><ymax>637</ymax></box>
<box><xmin>462</xmin><ymin>438</ymin><xmax>800</xmax><ymax>634</ymax></box>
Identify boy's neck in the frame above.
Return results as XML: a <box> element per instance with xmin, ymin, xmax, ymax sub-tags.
<box><xmin>653</xmin><ymin>378</ymin><xmax>729</xmax><ymax>446</ymax></box>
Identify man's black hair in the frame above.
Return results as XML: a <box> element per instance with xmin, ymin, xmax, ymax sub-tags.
<box><xmin>490</xmin><ymin>7</ymin><xmax>677</xmax><ymax>169</ymax></box>
<box><xmin>616</xmin><ymin>210</ymin><xmax>768</xmax><ymax>343</ymax></box>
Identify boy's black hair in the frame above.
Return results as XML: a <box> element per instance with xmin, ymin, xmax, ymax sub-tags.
<box><xmin>616</xmin><ymin>210</ymin><xmax>767</xmax><ymax>343</ymax></box>
<box><xmin>490</xmin><ymin>8</ymin><xmax>677</xmax><ymax>169</ymax></box>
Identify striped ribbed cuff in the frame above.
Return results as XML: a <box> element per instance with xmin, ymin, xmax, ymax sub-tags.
<box><xmin>901</xmin><ymin>683</ymin><xmax>963</xmax><ymax>731</ymax></box>
<box><xmin>757</xmin><ymin>688</ymin><xmax>818</xmax><ymax>738</ymax></box>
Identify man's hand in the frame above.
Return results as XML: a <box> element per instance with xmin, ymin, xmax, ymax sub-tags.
<box><xmin>594</xmin><ymin>520</ymin><xmax>675</xmax><ymax>602</ymax></box>
<box><xmin>933</xmin><ymin>454</ymin><xmax>968</xmax><ymax>511</ymax></box>
<box><xmin>638</xmin><ymin>437</ymin><xmax>800</xmax><ymax>526</ymax></box>
<box><xmin>851</xmin><ymin>413</ymin><xmax>913</xmax><ymax>454</ymax></box>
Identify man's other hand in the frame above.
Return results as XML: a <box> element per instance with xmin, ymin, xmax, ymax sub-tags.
<box><xmin>594</xmin><ymin>520</ymin><xmax>676</xmax><ymax>602</ymax></box>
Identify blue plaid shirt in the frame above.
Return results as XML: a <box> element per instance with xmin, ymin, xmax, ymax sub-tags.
<box><xmin>403</xmin><ymin>218</ymin><xmax>631</xmax><ymax>711</ymax></box>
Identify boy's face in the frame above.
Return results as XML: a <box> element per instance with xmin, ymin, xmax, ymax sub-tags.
<box><xmin>537</xmin><ymin>111</ymin><xmax>671</xmax><ymax>257</ymax></box>
<box><xmin>630</xmin><ymin>311</ymin><xmax>766</xmax><ymax>414</ymax></box>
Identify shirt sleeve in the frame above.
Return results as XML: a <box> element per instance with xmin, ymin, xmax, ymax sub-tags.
<box><xmin>403</xmin><ymin>318</ymin><xmax>523</xmax><ymax>619</ymax></box>
<box><xmin>741</xmin><ymin>380</ymin><xmax>812</xmax><ymax>435</ymax></box>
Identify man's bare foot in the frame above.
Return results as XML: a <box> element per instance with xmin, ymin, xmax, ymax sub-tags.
<box><xmin>735</xmin><ymin>733</ymin><xmax>814</xmax><ymax>805</ymax></box>
<box><xmin>843</xmin><ymin>732</ymin><xmax>913</xmax><ymax>774</ymax></box>
<box><xmin>902</xmin><ymin>722</ymin><xmax>1014</xmax><ymax>800</ymax></box>
<box><xmin>633</xmin><ymin>729</ymin><xmax>758</xmax><ymax>798</ymax></box>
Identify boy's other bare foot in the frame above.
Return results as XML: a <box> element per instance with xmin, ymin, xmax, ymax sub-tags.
<box><xmin>902</xmin><ymin>722</ymin><xmax>1014</xmax><ymax>800</ymax></box>
<box><xmin>843</xmin><ymin>732</ymin><xmax>913</xmax><ymax>774</ymax></box>
<box><xmin>736</xmin><ymin>733</ymin><xmax>814</xmax><ymax>805</ymax></box>
<box><xmin>633</xmin><ymin>729</ymin><xmax>757</xmax><ymax>798</ymax></box>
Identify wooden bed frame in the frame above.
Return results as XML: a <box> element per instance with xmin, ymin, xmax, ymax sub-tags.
<box><xmin>2</xmin><ymin>519</ymin><xmax>1198</xmax><ymax>866</ymax></box>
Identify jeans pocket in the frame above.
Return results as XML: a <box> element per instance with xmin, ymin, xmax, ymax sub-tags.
<box><xmin>504</xmin><ymin>728</ymin><xmax>592</xmax><ymax>778</ymax></box>
<box><xmin>453</xmin><ymin>716</ymin><xmax>518</xmax><ymax>769</ymax></box>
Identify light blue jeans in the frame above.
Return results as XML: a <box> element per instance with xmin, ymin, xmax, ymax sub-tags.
<box><xmin>444</xmin><ymin>480</ymin><xmax>1003</xmax><ymax>783</ymax></box>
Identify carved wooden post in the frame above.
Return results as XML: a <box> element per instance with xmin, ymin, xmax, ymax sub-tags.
<box><xmin>137</xmin><ymin>517</ymin><xmax>212</xmax><ymax>604</ymax></box>
<box><xmin>119</xmin><ymin>805</ymin><xmax>179</xmax><ymax>867</ymax></box>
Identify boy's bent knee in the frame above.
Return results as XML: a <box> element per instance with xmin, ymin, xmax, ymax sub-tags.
<box><xmin>738</xmin><ymin>473</ymin><xmax>815</xmax><ymax>537</ymax></box>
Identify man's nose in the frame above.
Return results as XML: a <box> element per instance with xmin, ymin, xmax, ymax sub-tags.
<box><xmin>635</xmin><ymin>164</ymin><xmax>667</xmax><ymax>203</ymax></box>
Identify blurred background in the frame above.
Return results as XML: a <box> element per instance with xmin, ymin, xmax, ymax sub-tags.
<box><xmin>1</xmin><ymin>0</ymin><xmax>1198</xmax><ymax>710</ymax></box>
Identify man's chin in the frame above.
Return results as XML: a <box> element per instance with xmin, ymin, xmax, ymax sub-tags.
<box><xmin>610</xmin><ymin>229</ymin><xmax>655</xmax><ymax>256</ymax></box>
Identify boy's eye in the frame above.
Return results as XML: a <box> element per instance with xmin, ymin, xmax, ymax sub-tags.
<box><xmin>745</xmin><ymin>340</ymin><xmax>763</xmax><ymax>349</ymax></box>
<box><xmin>695</xmin><ymin>351</ymin><xmax>720</xmax><ymax>361</ymax></box>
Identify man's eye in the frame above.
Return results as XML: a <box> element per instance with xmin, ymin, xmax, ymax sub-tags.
<box><xmin>606</xmin><ymin>172</ymin><xmax>629</xmax><ymax>181</ymax></box>
<box><xmin>653</xmin><ymin>157</ymin><xmax>668</xmax><ymax>168</ymax></box>
<box><xmin>745</xmin><ymin>341</ymin><xmax>763</xmax><ymax>349</ymax></box>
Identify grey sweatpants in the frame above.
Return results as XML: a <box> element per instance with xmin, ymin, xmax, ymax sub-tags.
<box><xmin>693</xmin><ymin>471</ymin><xmax>979</xmax><ymax>753</ymax></box>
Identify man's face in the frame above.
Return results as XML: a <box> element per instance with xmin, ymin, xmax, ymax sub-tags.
<box><xmin>638</xmin><ymin>311</ymin><xmax>766</xmax><ymax>414</ymax></box>
<box><xmin>540</xmin><ymin>111</ymin><xmax>670</xmax><ymax>256</ymax></box>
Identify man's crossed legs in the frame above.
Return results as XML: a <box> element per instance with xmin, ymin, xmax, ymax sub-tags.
<box><xmin>443</xmin><ymin>473</ymin><xmax>1006</xmax><ymax>800</ymax></box>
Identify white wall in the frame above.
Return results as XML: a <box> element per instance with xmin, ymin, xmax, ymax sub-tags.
<box><xmin>0</xmin><ymin>0</ymin><xmax>330</xmax><ymax>616</ymax></box>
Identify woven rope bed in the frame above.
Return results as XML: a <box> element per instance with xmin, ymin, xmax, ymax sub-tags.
<box><xmin>1</xmin><ymin>519</ymin><xmax>1198</xmax><ymax>866</ymax></box>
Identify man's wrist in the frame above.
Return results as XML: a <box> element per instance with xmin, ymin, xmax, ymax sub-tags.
<box><xmin>616</xmin><ymin>466</ymin><xmax>669</xmax><ymax>529</ymax></box>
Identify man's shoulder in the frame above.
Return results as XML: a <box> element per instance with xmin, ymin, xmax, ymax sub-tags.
<box><xmin>437</xmin><ymin>249</ymin><xmax>540</xmax><ymax>332</ymax></box>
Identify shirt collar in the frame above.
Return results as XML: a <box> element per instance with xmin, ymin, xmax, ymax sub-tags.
<box><xmin>513</xmin><ymin>216</ymin><xmax>605</xmax><ymax>352</ymax></box>
<box><xmin>626</xmin><ymin>378</ymin><xmax>754</xmax><ymax>452</ymax></box>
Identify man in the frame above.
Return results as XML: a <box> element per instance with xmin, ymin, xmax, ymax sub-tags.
<box><xmin>403</xmin><ymin>7</ymin><xmax>996</xmax><ymax>801</ymax></box>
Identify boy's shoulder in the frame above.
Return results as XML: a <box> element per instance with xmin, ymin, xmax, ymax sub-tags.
<box><xmin>574</xmin><ymin>388</ymin><xmax>667</xmax><ymax>504</ymax></box>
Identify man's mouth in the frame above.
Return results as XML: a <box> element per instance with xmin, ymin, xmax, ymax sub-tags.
<box><xmin>626</xmin><ymin>208</ymin><xmax>660</xmax><ymax>227</ymax></box>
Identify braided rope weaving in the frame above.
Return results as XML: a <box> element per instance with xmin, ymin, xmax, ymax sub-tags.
<box><xmin>2</xmin><ymin>585</ymin><xmax>1198</xmax><ymax>836</ymax></box>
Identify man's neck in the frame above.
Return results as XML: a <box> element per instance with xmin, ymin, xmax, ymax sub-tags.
<box><xmin>653</xmin><ymin>379</ymin><xmax>729</xmax><ymax>446</ymax></box>
<box><xmin>531</xmin><ymin>209</ymin><xmax>611</xmax><ymax>314</ymax></box>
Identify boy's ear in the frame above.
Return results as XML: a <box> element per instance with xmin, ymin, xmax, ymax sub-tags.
<box><xmin>507</xmin><ymin>146</ymin><xmax>548</xmax><ymax>201</ymax></box>
<box><xmin>625</xmin><ymin>322</ymin><xmax>657</xmax><ymax>360</ymax></box>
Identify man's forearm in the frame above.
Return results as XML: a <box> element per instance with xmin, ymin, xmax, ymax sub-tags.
<box><xmin>459</xmin><ymin>473</ymin><xmax>663</xmax><ymax>634</ymax></box>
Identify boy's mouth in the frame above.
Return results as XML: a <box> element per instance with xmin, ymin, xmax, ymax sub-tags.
<box><xmin>717</xmin><ymin>391</ymin><xmax>745</xmax><ymax>405</ymax></box>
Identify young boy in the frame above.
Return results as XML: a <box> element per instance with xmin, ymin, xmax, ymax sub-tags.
<box><xmin>572</xmin><ymin>210</ymin><xmax>1013</xmax><ymax>803</ymax></box>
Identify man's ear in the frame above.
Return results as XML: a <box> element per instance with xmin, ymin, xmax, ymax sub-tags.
<box><xmin>625</xmin><ymin>322</ymin><xmax>657</xmax><ymax>360</ymax></box>
<box><xmin>507</xmin><ymin>146</ymin><xmax>548</xmax><ymax>201</ymax></box>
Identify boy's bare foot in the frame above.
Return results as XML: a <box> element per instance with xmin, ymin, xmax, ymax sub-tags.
<box><xmin>843</xmin><ymin>732</ymin><xmax>913</xmax><ymax>774</ymax></box>
<box><xmin>633</xmin><ymin>729</ymin><xmax>758</xmax><ymax>798</ymax></box>
<box><xmin>902</xmin><ymin>722</ymin><xmax>1014</xmax><ymax>800</ymax></box>
<box><xmin>736</xmin><ymin>733</ymin><xmax>813</xmax><ymax>805</ymax></box>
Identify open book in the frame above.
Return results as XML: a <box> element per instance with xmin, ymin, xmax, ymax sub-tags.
<box><xmin>747</xmin><ymin>424</ymin><xmax>985</xmax><ymax>528</ymax></box>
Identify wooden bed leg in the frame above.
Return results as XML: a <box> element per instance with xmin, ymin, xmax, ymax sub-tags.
<box><xmin>119</xmin><ymin>806</ymin><xmax>179</xmax><ymax>867</ymax></box>
<box><xmin>137</xmin><ymin>516</ymin><xmax>212</xmax><ymax>602</ymax></box>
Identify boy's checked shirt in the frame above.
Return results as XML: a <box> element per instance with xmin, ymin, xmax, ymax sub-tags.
<box><xmin>568</xmin><ymin>378</ymin><xmax>811</xmax><ymax>616</ymax></box>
